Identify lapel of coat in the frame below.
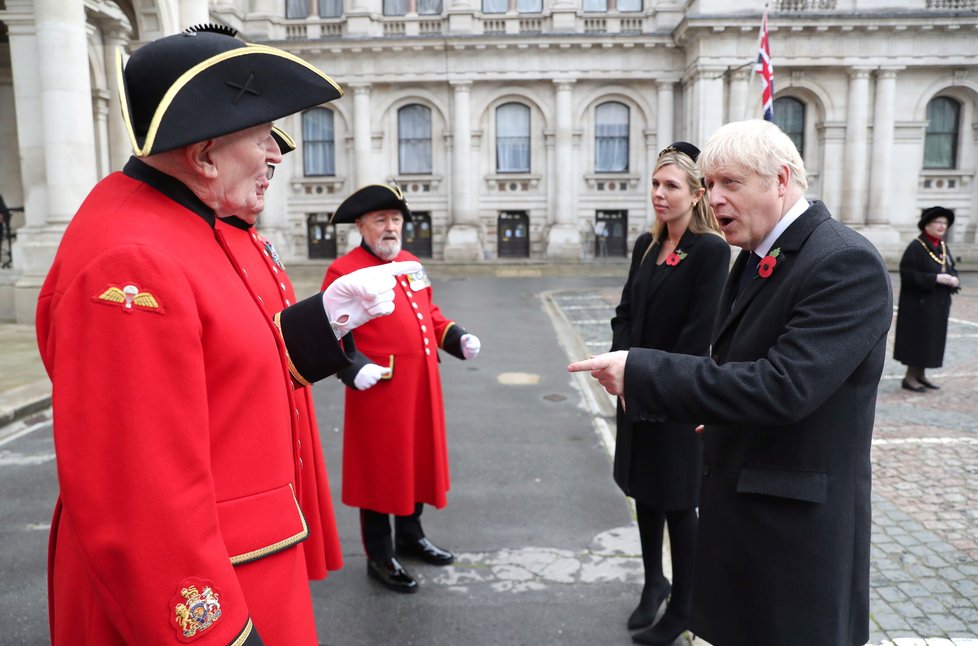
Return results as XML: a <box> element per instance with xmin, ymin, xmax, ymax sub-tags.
<box><xmin>713</xmin><ymin>201</ymin><xmax>830</xmax><ymax>347</ymax></box>
<box><xmin>635</xmin><ymin>229</ymin><xmax>700</xmax><ymax>332</ymax></box>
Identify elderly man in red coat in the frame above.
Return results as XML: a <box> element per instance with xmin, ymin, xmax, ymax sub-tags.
<box><xmin>323</xmin><ymin>184</ymin><xmax>481</xmax><ymax>593</ymax></box>
<box><xmin>37</xmin><ymin>27</ymin><xmax>417</xmax><ymax>645</ymax></box>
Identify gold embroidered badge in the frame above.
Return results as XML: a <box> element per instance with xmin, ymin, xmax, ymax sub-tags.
<box><xmin>96</xmin><ymin>284</ymin><xmax>162</xmax><ymax>313</ymax></box>
<box><xmin>170</xmin><ymin>578</ymin><xmax>222</xmax><ymax>641</ymax></box>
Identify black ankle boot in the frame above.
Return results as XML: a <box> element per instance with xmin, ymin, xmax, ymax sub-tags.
<box><xmin>627</xmin><ymin>578</ymin><xmax>670</xmax><ymax>630</ymax></box>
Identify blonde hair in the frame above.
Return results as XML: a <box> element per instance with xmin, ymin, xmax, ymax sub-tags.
<box><xmin>650</xmin><ymin>150</ymin><xmax>723</xmax><ymax>245</ymax></box>
<box><xmin>698</xmin><ymin>119</ymin><xmax>808</xmax><ymax>191</ymax></box>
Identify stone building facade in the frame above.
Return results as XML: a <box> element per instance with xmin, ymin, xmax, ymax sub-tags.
<box><xmin>0</xmin><ymin>0</ymin><xmax>975</xmax><ymax>322</ymax></box>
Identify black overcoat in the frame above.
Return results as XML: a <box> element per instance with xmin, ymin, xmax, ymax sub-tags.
<box><xmin>610</xmin><ymin>229</ymin><xmax>730</xmax><ymax>509</ymax></box>
<box><xmin>893</xmin><ymin>235</ymin><xmax>958</xmax><ymax>368</ymax></box>
<box><xmin>623</xmin><ymin>202</ymin><xmax>892</xmax><ymax>646</ymax></box>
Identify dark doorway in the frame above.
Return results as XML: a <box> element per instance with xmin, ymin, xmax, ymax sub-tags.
<box><xmin>403</xmin><ymin>211</ymin><xmax>433</xmax><ymax>258</ymax></box>
<box><xmin>595</xmin><ymin>210</ymin><xmax>627</xmax><ymax>257</ymax></box>
<box><xmin>498</xmin><ymin>211</ymin><xmax>530</xmax><ymax>258</ymax></box>
<box><xmin>307</xmin><ymin>213</ymin><xmax>337</xmax><ymax>259</ymax></box>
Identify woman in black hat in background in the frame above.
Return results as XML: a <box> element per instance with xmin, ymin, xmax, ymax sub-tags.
<box><xmin>894</xmin><ymin>206</ymin><xmax>960</xmax><ymax>391</ymax></box>
<box><xmin>609</xmin><ymin>142</ymin><xmax>730</xmax><ymax>645</ymax></box>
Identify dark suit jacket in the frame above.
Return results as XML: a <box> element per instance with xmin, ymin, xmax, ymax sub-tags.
<box><xmin>625</xmin><ymin>202</ymin><xmax>892</xmax><ymax>646</ymax></box>
<box><xmin>610</xmin><ymin>229</ymin><xmax>730</xmax><ymax>508</ymax></box>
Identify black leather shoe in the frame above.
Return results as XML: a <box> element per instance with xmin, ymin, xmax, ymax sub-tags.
<box><xmin>395</xmin><ymin>536</ymin><xmax>455</xmax><ymax>565</ymax></box>
<box><xmin>627</xmin><ymin>579</ymin><xmax>670</xmax><ymax>630</ymax></box>
<box><xmin>901</xmin><ymin>378</ymin><xmax>926</xmax><ymax>393</ymax></box>
<box><xmin>631</xmin><ymin>611</ymin><xmax>687</xmax><ymax>645</ymax></box>
<box><xmin>919</xmin><ymin>377</ymin><xmax>940</xmax><ymax>390</ymax></box>
<box><xmin>367</xmin><ymin>557</ymin><xmax>418</xmax><ymax>593</ymax></box>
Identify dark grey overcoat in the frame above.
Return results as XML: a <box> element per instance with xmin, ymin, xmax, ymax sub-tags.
<box><xmin>893</xmin><ymin>234</ymin><xmax>958</xmax><ymax>368</ymax></box>
<box><xmin>624</xmin><ymin>202</ymin><xmax>892</xmax><ymax>646</ymax></box>
<box><xmin>610</xmin><ymin>229</ymin><xmax>730</xmax><ymax>509</ymax></box>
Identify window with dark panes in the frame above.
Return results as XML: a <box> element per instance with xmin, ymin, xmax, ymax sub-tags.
<box><xmin>286</xmin><ymin>0</ymin><xmax>309</xmax><ymax>19</ymax></box>
<box><xmin>773</xmin><ymin>97</ymin><xmax>805</xmax><ymax>158</ymax></box>
<box><xmin>398</xmin><ymin>104</ymin><xmax>433</xmax><ymax>175</ymax></box>
<box><xmin>302</xmin><ymin>108</ymin><xmax>335</xmax><ymax>176</ymax></box>
<box><xmin>595</xmin><ymin>102</ymin><xmax>629</xmax><ymax>173</ymax></box>
<box><xmin>319</xmin><ymin>0</ymin><xmax>342</xmax><ymax>17</ymax></box>
<box><xmin>496</xmin><ymin>103</ymin><xmax>530</xmax><ymax>173</ymax></box>
<box><xmin>417</xmin><ymin>0</ymin><xmax>443</xmax><ymax>13</ymax></box>
<box><xmin>924</xmin><ymin>97</ymin><xmax>960</xmax><ymax>170</ymax></box>
<box><xmin>384</xmin><ymin>0</ymin><xmax>408</xmax><ymax>15</ymax></box>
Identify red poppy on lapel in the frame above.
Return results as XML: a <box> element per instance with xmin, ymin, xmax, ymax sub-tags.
<box><xmin>665</xmin><ymin>249</ymin><xmax>688</xmax><ymax>266</ymax></box>
<box><xmin>758</xmin><ymin>247</ymin><xmax>781</xmax><ymax>278</ymax></box>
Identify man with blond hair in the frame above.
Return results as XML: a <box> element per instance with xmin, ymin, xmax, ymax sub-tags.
<box><xmin>571</xmin><ymin>119</ymin><xmax>891</xmax><ymax>646</ymax></box>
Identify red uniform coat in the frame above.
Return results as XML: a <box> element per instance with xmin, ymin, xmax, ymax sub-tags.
<box><xmin>216</xmin><ymin>217</ymin><xmax>343</xmax><ymax>580</ymax></box>
<box><xmin>323</xmin><ymin>247</ymin><xmax>466</xmax><ymax>516</ymax></box>
<box><xmin>37</xmin><ymin>160</ymin><xmax>351</xmax><ymax>645</ymax></box>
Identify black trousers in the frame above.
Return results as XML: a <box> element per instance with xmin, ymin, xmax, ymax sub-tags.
<box><xmin>360</xmin><ymin>503</ymin><xmax>425</xmax><ymax>561</ymax></box>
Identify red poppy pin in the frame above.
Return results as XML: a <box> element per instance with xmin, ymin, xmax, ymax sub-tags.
<box><xmin>665</xmin><ymin>249</ymin><xmax>688</xmax><ymax>266</ymax></box>
<box><xmin>757</xmin><ymin>247</ymin><xmax>781</xmax><ymax>278</ymax></box>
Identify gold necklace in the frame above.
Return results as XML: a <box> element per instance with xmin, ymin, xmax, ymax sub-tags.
<box><xmin>916</xmin><ymin>238</ymin><xmax>946</xmax><ymax>270</ymax></box>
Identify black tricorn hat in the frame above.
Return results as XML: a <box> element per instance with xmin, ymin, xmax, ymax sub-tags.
<box><xmin>117</xmin><ymin>24</ymin><xmax>342</xmax><ymax>157</ymax></box>
<box><xmin>271</xmin><ymin>126</ymin><xmax>296</xmax><ymax>155</ymax></box>
<box><xmin>918</xmin><ymin>206</ymin><xmax>954</xmax><ymax>231</ymax></box>
<box><xmin>330</xmin><ymin>184</ymin><xmax>413</xmax><ymax>224</ymax></box>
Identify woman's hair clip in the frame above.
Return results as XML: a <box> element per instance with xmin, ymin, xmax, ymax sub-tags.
<box><xmin>658</xmin><ymin>141</ymin><xmax>701</xmax><ymax>162</ymax></box>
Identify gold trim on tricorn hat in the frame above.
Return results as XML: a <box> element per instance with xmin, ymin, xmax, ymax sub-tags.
<box><xmin>117</xmin><ymin>25</ymin><xmax>342</xmax><ymax>157</ymax></box>
<box><xmin>330</xmin><ymin>184</ymin><xmax>413</xmax><ymax>224</ymax></box>
<box><xmin>271</xmin><ymin>127</ymin><xmax>296</xmax><ymax>155</ymax></box>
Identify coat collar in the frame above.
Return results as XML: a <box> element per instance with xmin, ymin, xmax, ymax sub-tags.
<box><xmin>714</xmin><ymin>201</ymin><xmax>830</xmax><ymax>343</ymax></box>
<box><xmin>123</xmin><ymin>156</ymin><xmax>216</xmax><ymax>228</ymax></box>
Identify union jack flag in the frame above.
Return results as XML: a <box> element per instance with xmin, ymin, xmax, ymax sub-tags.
<box><xmin>756</xmin><ymin>9</ymin><xmax>774</xmax><ymax>121</ymax></box>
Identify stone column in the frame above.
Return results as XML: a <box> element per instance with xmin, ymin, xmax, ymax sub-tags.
<box><xmin>351</xmin><ymin>84</ymin><xmax>374</xmax><ymax>186</ymax></box>
<box><xmin>727</xmin><ymin>66</ymin><xmax>752</xmax><ymax>123</ymax></box>
<box><xmin>868</xmin><ymin>69</ymin><xmax>896</xmax><ymax>226</ymax></box>
<box><xmin>862</xmin><ymin>67</ymin><xmax>902</xmax><ymax>247</ymax></box>
<box><xmin>656</xmin><ymin>79</ymin><xmax>674</xmax><ymax>152</ymax></box>
<box><xmin>444</xmin><ymin>81</ymin><xmax>482</xmax><ymax>261</ymax></box>
<box><xmin>10</xmin><ymin>0</ymin><xmax>97</xmax><ymax>323</ymax></box>
<box><xmin>842</xmin><ymin>67</ymin><xmax>871</xmax><ymax>226</ymax></box>
<box><xmin>687</xmin><ymin>66</ymin><xmax>726</xmax><ymax>145</ymax></box>
<box><xmin>102</xmin><ymin>25</ymin><xmax>132</xmax><ymax>172</ymax></box>
<box><xmin>546</xmin><ymin>79</ymin><xmax>581</xmax><ymax>259</ymax></box>
<box><xmin>818</xmin><ymin>122</ymin><xmax>847</xmax><ymax>217</ymax></box>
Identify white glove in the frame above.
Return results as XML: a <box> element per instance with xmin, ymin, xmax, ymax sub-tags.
<box><xmin>936</xmin><ymin>273</ymin><xmax>959</xmax><ymax>288</ymax></box>
<box><xmin>460</xmin><ymin>333</ymin><xmax>481</xmax><ymax>360</ymax></box>
<box><xmin>354</xmin><ymin>363</ymin><xmax>391</xmax><ymax>390</ymax></box>
<box><xmin>323</xmin><ymin>261</ymin><xmax>422</xmax><ymax>338</ymax></box>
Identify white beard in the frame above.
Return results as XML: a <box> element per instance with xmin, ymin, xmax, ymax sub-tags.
<box><xmin>373</xmin><ymin>237</ymin><xmax>401</xmax><ymax>261</ymax></box>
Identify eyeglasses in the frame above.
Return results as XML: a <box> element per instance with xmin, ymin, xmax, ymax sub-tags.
<box><xmin>265</xmin><ymin>165</ymin><xmax>275</xmax><ymax>181</ymax></box>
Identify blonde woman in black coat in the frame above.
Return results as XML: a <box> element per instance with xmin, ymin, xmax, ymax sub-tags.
<box><xmin>894</xmin><ymin>206</ymin><xmax>960</xmax><ymax>391</ymax></box>
<box><xmin>610</xmin><ymin>142</ymin><xmax>730</xmax><ymax>645</ymax></box>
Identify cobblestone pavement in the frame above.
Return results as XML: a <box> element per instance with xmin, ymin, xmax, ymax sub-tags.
<box><xmin>549</xmin><ymin>271</ymin><xmax>978</xmax><ymax>645</ymax></box>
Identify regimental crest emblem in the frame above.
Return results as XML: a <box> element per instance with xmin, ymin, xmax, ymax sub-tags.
<box><xmin>95</xmin><ymin>284</ymin><xmax>164</xmax><ymax>314</ymax></box>
<box><xmin>170</xmin><ymin>578</ymin><xmax>222</xmax><ymax>641</ymax></box>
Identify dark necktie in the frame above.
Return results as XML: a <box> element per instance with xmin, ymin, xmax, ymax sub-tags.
<box><xmin>734</xmin><ymin>252</ymin><xmax>761</xmax><ymax>302</ymax></box>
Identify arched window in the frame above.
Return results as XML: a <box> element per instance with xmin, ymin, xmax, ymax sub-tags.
<box><xmin>595</xmin><ymin>102</ymin><xmax>629</xmax><ymax>172</ymax></box>
<box><xmin>924</xmin><ymin>97</ymin><xmax>960</xmax><ymax>169</ymax></box>
<box><xmin>398</xmin><ymin>104</ymin><xmax>432</xmax><ymax>175</ymax></box>
<box><xmin>302</xmin><ymin>108</ymin><xmax>335</xmax><ymax>176</ymax></box>
<box><xmin>496</xmin><ymin>103</ymin><xmax>530</xmax><ymax>173</ymax></box>
<box><xmin>774</xmin><ymin>97</ymin><xmax>805</xmax><ymax>158</ymax></box>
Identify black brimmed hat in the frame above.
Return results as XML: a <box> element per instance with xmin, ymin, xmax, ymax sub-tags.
<box><xmin>271</xmin><ymin>126</ymin><xmax>296</xmax><ymax>155</ymax></box>
<box><xmin>117</xmin><ymin>24</ymin><xmax>342</xmax><ymax>157</ymax></box>
<box><xmin>918</xmin><ymin>206</ymin><xmax>954</xmax><ymax>230</ymax></box>
<box><xmin>330</xmin><ymin>184</ymin><xmax>413</xmax><ymax>224</ymax></box>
